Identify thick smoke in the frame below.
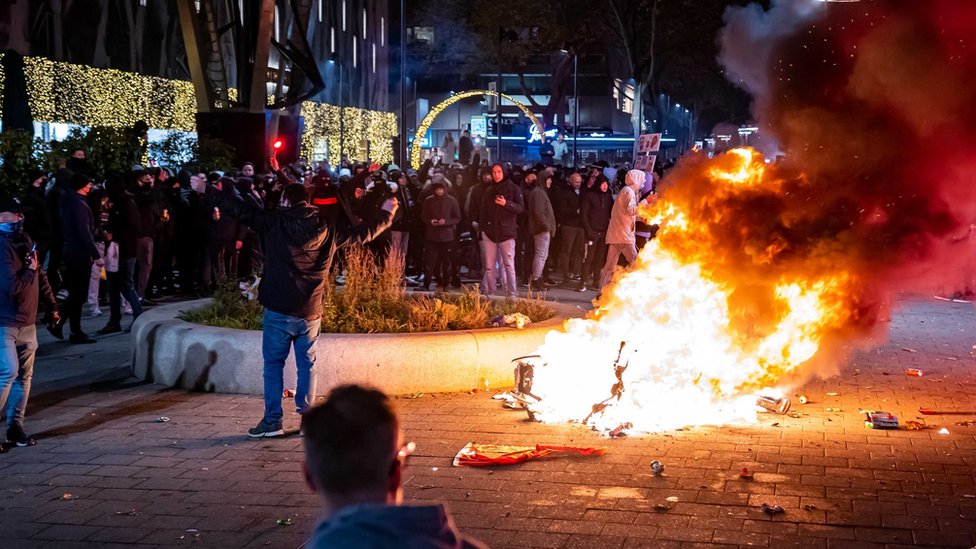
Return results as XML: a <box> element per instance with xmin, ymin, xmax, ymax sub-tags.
<box><xmin>701</xmin><ymin>0</ymin><xmax>976</xmax><ymax>361</ymax></box>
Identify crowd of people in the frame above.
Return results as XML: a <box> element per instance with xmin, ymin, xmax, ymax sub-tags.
<box><xmin>9</xmin><ymin>142</ymin><xmax>667</xmax><ymax>340</ymax></box>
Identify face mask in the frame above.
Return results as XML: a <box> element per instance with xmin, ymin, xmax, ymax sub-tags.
<box><xmin>0</xmin><ymin>219</ymin><xmax>24</xmax><ymax>237</ymax></box>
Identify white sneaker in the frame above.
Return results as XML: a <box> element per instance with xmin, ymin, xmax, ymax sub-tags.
<box><xmin>90</xmin><ymin>307</ymin><xmax>103</xmax><ymax>317</ymax></box>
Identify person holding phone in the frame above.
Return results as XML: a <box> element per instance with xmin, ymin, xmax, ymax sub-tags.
<box><xmin>478</xmin><ymin>163</ymin><xmax>524</xmax><ymax>297</ymax></box>
<box><xmin>0</xmin><ymin>195</ymin><xmax>60</xmax><ymax>451</ymax></box>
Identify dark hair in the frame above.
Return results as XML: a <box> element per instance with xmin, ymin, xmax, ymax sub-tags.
<box><xmin>282</xmin><ymin>183</ymin><xmax>309</xmax><ymax>206</ymax></box>
<box><xmin>303</xmin><ymin>385</ymin><xmax>398</xmax><ymax>495</ymax></box>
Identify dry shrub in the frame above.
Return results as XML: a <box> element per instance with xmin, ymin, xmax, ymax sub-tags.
<box><xmin>183</xmin><ymin>245</ymin><xmax>556</xmax><ymax>333</ymax></box>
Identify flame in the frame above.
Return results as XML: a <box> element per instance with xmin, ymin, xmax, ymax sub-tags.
<box><xmin>529</xmin><ymin>148</ymin><xmax>857</xmax><ymax>433</ymax></box>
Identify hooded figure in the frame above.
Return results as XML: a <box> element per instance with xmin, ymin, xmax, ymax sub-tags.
<box><xmin>600</xmin><ymin>169</ymin><xmax>651</xmax><ymax>288</ymax></box>
<box><xmin>477</xmin><ymin>163</ymin><xmax>524</xmax><ymax>297</ymax></box>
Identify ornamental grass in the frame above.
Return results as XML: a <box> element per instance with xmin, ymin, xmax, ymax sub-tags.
<box><xmin>181</xmin><ymin>244</ymin><xmax>555</xmax><ymax>333</ymax></box>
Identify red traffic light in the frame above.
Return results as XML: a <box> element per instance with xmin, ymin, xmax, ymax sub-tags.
<box><xmin>272</xmin><ymin>139</ymin><xmax>284</xmax><ymax>150</ymax></box>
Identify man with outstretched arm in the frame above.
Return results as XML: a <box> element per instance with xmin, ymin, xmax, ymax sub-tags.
<box><xmin>213</xmin><ymin>179</ymin><xmax>397</xmax><ymax>438</ymax></box>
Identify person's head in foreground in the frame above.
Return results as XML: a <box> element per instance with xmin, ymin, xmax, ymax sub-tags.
<box><xmin>302</xmin><ymin>385</ymin><xmax>487</xmax><ymax>549</ymax></box>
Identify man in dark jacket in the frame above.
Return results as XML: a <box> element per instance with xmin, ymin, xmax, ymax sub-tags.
<box><xmin>457</xmin><ymin>130</ymin><xmax>474</xmax><ymax>166</ymax></box>
<box><xmin>60</xmin><ymin>173</ymin><xmax>102</xmax><ymax>344</ymax></box>
<box><xmin>206</xmin><ymin>177</ymin><xmax>248</xmax><ymax>289</ymax></box>
<box><xmin>132</xmin><ymin>170</ymin><xmax>162</xmax><ymax>303</ymax></box>
<box><xmin>0</xmin><ymin>195</ymin><xmax>59</xmax><ymax>451</ymax></box>
<box><xmin>478</xmin><ymin>163</ymin><xmax>524</xmax><ymax>298</ymax></box>
<box><xmin>580</xmin><ymin>175</ymin><xmax>613</xmax><ymax>291</ymax></box>
<box><xmin>98</xmin><ymin>175</ymin><xmax>143</xmax><ymax>334</ymax></box>
<box><xmin>552</xmin><ymin>172</ymin><xmax>585</xmax><ymax>285</ymax></box>
<box><xmin>214</xmin><ymin>183</ymin><xmax>397</xmax><ymax>438</ymax></box>
<box><xmin>22</xmin><ymin>170</ymin><xmax>52</xmax><ymax>265</ymax></box>
<box><xmin>418</xmin><ymin>179</ymin><xmax>460</xmax><ymax>291</ymax></box>
<box><xmin>526</xmin><ymin>171</ymin><xmax>557</xmax><ymax>290</ymax></box>
<box><xmin>304</xmin><ymin>385</ymin><xmax>486</xmax><ymax>548</ymax></box>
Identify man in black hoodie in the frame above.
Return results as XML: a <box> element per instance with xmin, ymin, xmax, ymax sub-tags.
<box><xmin>580</xmin><ymin>175</ymin><xmax>613</xmax><ymax>291</ymax></box>
<box><xmin>214</xmin><ymin>183</ymin><xmax>397</xmax><ymax>438</ymax></box>
<box><xmin>477</xmin><ymin>163</ymin><xmax>524</xmax><ymax>298</ymax></box>
<box><xmin>0</xmin><ymin>195</ymin><xmax>59</xmax><ymax>451</ymax></box>
<box><xmin>60</xmin><ymin>173</ymin><xmax>102</xmax><ymax>344</ymax></box>
<box><xmin>98</xmin><ymin>175</ymin><xmax>143</xmax><ymax>334</ymax></box>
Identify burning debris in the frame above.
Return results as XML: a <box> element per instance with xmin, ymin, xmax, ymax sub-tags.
<box><xmin>513</xmin><ymin>1</ymin><xmax>976</xmax><ymax>435</ymax></box>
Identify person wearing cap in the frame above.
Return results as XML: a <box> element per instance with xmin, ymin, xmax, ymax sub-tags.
<box><xmin>0</xmin><ymin>195</ymin><xmax>59</xmax><ymax>451</ymax></box>
<box><xmin>60</xmin><ymin>173</ymin><xmax>102</xmax><ymax>344</ymax></box>
<box><xmin>211</xmin><ymin>181</ymin><xmax>398</xmax><ymax>438</ymax></box>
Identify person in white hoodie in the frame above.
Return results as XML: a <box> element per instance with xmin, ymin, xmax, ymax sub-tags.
<box><xmin>599</xmin><ymin>169</ymin><xmax>652</xmax><ymax>288</ymax></box>
<box><xmin>303</xmin><ymin>385</ymin><xmax>487</xmax><ymax>549</ymax></box>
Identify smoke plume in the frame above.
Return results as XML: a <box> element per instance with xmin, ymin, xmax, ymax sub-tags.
<box><xmin>712</xmin><ymin>0</ymin><xmax>976</xmax><ymax>325</ymax></box>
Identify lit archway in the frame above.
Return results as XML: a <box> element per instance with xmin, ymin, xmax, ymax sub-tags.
<box><xmin>410</xmin><ymin>90</ymin><xmax>544</xmax><ymax>169</ymax></box>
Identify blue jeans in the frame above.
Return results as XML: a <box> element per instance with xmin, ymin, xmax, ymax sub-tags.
<box><xmin>0</xmin><ymin>325</ymin><xmax>37</xmax><ymax>429</ymax></box>
<box><xmin>481</xmin><ymin>236</ymin><xmax>517</xmax><ymax>297</ymax></box>
<box><xmin>109</xmin><ymin>258</ymin><xmax>143</xmax><ymax>324</ymax></box>
<box><xmin>262</xmin><ymin>309</ymin><xmax>321</xmax><ymax>424</ymax></box>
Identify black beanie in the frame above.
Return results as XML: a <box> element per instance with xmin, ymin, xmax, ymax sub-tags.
<box><xmin>69</xmin><ymin>172</ymin><xmax>92</xmax><ymax>191</ymax></box>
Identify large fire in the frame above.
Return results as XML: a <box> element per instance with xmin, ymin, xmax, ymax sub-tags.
<box><xmin>528</xmin><ymin>148</ymin><xmax>858</xmax><ymax>433</ymax></box>
<box><xmin>527</xmin><ymin>0</ymin><xmax>976</xmax><ymax>434</ymax></box>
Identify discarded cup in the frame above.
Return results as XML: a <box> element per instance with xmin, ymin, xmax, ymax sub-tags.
<box><xmin>155</xmin><ymin>417</ymin><xmax>170</xmax><ymax>423</ymax></box>
<box><xmin>650</xmin><ymin>460</ymin><xmax>665</xmax><ymax>475</ymax></box>
<box><xmin>797</xmin><ymin>395</ymin><xmax>808</xmax><ymax>405</ymax></box>
<box><xmin>276</xmin><ymin>518</ymin><xmax>292</xmax><ymax>526</ymax></box>
<box><xmin>761</xmin><ymin>503</ymin><xmax>785</xmax><ymax>515</ymax></box>
<box><xmin>905</xmin><ymin>369</ymin><xmax>923</xmax><ymax>377</ymax></box>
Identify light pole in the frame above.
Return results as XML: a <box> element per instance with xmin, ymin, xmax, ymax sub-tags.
<box><xmin>572</xmin><ymin>48</ymin><xmax>578</xmax><ymax>167</ymax></box>
<box><xmin>399</xmin><ymin>0</ymin><xmax>407</xmax><ymax>167</ymax></box>
<box><xmin>330</xmin><ymin>53</ymin><xmax>344</xmax><ymax>164</ymax></box>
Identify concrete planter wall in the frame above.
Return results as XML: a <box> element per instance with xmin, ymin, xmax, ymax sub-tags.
<box><xmin>131</xmin><ymin>299</ymin><xmax>583</xmax><ymax>396</ymax></box>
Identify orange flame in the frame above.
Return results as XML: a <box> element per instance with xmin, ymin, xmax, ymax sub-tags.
<box><xmin>529</xmin><ymin>148</ymin><xmax>857</xmax><ymax>433</ymax></box>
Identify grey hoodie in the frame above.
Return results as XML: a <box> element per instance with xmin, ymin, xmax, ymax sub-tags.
<box><xmin>309</xmin><ymin>504</ymin><xmax>487</xmax><ymax>549</ymax></box>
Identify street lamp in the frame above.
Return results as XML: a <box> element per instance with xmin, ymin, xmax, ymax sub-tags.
<box><xmin>560</xmin><ymin>43</ymin><xmax>578</xmax><ymax>167</ymax></box>
<box><xmin>329</xmin><ymin>53</ymin><xmax>345</xmax><ymax>164</ymax></box>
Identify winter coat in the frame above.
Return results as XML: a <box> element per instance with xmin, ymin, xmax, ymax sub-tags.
<box><xmin>552</xmin><ymin>186</ymin><xmax>583</xmax><ymax>228</ymax></box>
<box><xmin>214</xmin><ymin>190</ymin><xmax>393</xmax><ymax>320</ymax></box>
<box><xmin>421</xmin><ymin>192</ymin><xmax>461</xmax><ymax>243</ymax></box>
<box><xmin>478</xmin><ymin>175</ymin><xmax>524</xmax><ymax>243</ymax></box>
<box><xmin>606</xmin><ymin>185</ymin><xmax>640</xmax><ymax>245</ymax></box>
<box><xmin>22</xmin><ymin>185</ymin><xmax>53</xmax><ymax>244</ymax></box>
<box><xmin>106</xmin><ymin>191</ymin><xmax>142</xmax><ymax>260</ymax></box>
<box><xmin>59</xmin><ymin>190</ymin><xmax>100</xmax><ymax>264</ymax></box>
<box><xmin>458</xmin><ymin>135</ymin><xmax>474</xmax><ymax>165</ymax></box>
<box><xmin>581</xmin><ymin>186</ymin><xmax>613</xmax><ymax>240</ymax></box>
<box><xmin>309</xmin><ymin>504</ymin><xmax>487</xmax><ymax>549</ymax></box>
<box><xmin>133</xmin><ymin>186</ymin><xmax>163</xmax><ymax>238</ymax></box>
<box><xmin>0</xmin><ymin>233</ymin><xmax>56</xmax><ymax>327</ymax></box>
<box><xmin>527</xmin><ymin>185</ymin><xmax>556</xmax><ymax>236</ymax></box>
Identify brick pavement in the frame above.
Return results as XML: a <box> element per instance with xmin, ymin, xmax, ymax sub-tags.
<box><xmin>2</xmin><ymin>296</ymin><xmax>976</xmax><ymax>548</ymax></box>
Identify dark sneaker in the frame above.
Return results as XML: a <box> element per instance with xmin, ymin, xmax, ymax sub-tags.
<box><xmin>68</xmin><ymin>333</ymin><xmax>96</xmax><ymax>344</ymax></box>
<box><xmin>97</xmin><ymin>323</ymin><xmax>123</xmax><ymax>335</ymax></box>
<box><xmin>247</xmin><ymin>420</ymin><xmax>284</xmax><ymax>438</ymax></box>
<box><xmin>7</xmin><ymin>425</ymin><xmax>36</xmax><ymax>447</ymax></box>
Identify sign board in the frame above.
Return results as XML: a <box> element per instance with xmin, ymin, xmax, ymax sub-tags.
<box><xmin>527</xmin><ymin>124</ymin><xmax>558</xmax><ymax>143</ymax></box>
<box><xmin>633</xmin><ymin>133</ymin><xmax>661</xmax><ymax>171</ymax></box>
<box><xmin>470</xmin><ymin>116</ymin><xmax>487</xmax><ymax>139</ymax></box>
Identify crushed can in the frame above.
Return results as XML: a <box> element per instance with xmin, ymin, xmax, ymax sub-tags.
<box><xmin>756</xmin><ymin>394</ymin><xmax>791</xmax><ymax>415</ymax></box>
